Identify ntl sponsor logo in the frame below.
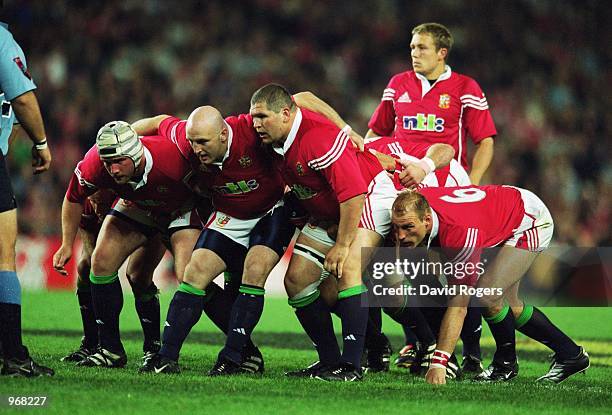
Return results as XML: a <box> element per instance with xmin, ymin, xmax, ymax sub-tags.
<box><xmin>402</xmin><ymin>113</ymin><xmax>445</xmax><ymax>132</ymax></box>
<box><xmin>213</xmin><ymin>179</ymin><xmax>259</xmax><ymax>195</ymax></box>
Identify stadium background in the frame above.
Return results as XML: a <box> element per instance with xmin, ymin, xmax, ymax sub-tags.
<box><xmin>1</xmin><ymin>2</ymin><xmax>611</xmax><ymax>413</ymax></box>
<box><xmin>3</xmin><ymin>0</ymin><xmax>610</xmax><ymax>292</ymax></box>
<box><xmin>2</xmin><ymin>0</ymin><xmax>612</xmax><ymax>288</ymax></box>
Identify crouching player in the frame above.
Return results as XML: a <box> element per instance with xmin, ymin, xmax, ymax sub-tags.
<box><xmin>392</xmin><ymin>186</ymin><xmax>589</xmax><ymax>385</ymax></box>
<box><xmin>54</xmin><ymin>189</ymin><xmax>166</xmax><ymax>368</ymax></box>
<box><xmin>135</xmin><ymin>106</ymin><xmax>292</xmax><ymax>375</ymax></box>
<box><xmin>53</xmin><ymin>121</ymin><xmax>202</xmax><ymax>368</ymax></box>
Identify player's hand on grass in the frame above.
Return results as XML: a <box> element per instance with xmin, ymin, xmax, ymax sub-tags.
<box><xmin>425</xmin><ymin>366</ymin><xmax>447</xmax><ymax>385</ymax></box>
<box><xmin>53</xmin><ymin>245</ymin><xmax>72</xmax><ymax>276</ymax></box>
<box><xmin>398</xmin><ymin>160</ymin><xmax>427</xmax><ymax>188</ymax></box>
<box><xmin>324</xmin><ymin>243</ymin><xmax>350</xmax><ymax>278</ymax></box>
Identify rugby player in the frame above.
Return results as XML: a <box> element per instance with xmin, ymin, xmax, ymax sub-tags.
<box><xmin>392</xmin><ymin>186</ymin><xmax>589</xmax><ymax>384</ymax></box>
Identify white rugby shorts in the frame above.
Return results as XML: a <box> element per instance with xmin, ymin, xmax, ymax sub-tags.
<box><xmin>203</xmin><ymin>199</ymin><xmax>284</xmax><ymax>248</ymax></box>
<box><xmin>504</xmin><ymin>187</ymin><xmax>554</xmax><ymax>252</ymax></box>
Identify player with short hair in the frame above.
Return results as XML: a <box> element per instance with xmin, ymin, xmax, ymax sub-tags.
<box><xmin>249</xmin><ymin>83</ymin><xmax>403</xmax><ymax>381</ymax></box>
<box><xmin>53</xmin><ymin>121</ymin><xmax>202</xmax><ymax>368</ymax></box>
<box><xmin>132</xmin><ymin>106</ymin><xmax>292</xmax><ymax>375</ymax></box>
<box><xmin>0</xmin><ymin>21</ymin><xmax>53</xmax><ymax>377</ymax></box>
<box><xmin>367</xmin><ymin>22</ymin><xmax>496</xmax><ymax>182</ymax></box>
<box><xmin>368</xmin><ymin>22</ymin><xmax>496</xmax><ymax>371</ymax></box>
<box><xmin>392</xmin><ymin>186</ymin><xmax>589</xmax><ymax>385</ymax></box>
<box><xmin>56</xmin><ymin>189</ymin><xmax>167</xmax><ymax>368</ymax></box>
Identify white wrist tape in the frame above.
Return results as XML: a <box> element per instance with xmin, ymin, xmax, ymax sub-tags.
<box><xmin>416</xmin><ymin>156</ymin><xmax>435</xmax><ymax>175</ymax></box>
<box><xmin>34</xmin><ymin>139</ymin><xmax>48</xmax><ymax>150</ymax></box>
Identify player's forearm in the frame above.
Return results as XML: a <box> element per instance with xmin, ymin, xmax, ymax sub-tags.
<box><xmin>11</xmin><ymin>90</ymin><xmax>47</xmax><ymax>144</ymax></box>
<box><xmin>436</xmin><ymin>294</ymin><xmax>470</xmax><ymax>354</ymax></box>
<box><xmin>294</xmin><ymin>92</ymin><xmax>347</xmax><ymax>129</ymax></box>
<box><xmin>425</xmin><ymin>143</ymin><xmax>455</xmax><ymax>169</ymax></box>
<box><xmin>61</xmin><ymin>197</ymin><xmax>84</xmax><ymax>249</ymax></box>
<box><xmin>131</xmin><ymin>115</ymin><xmax>170</xmax><ymax>136</ymax></box>
<box><xmin>335</xmin><ymin>194</ymin><xmax>365</xmax><ymax>248</ymax></box>
<box><xmin>469</xmin><ymin>137</ymin><xmax>494</xmax><ymax>185</ymax></box>
<box><xmin>294</xmin><ymin>92</ymin><xmax>364</xmax><ymax>150</ymax></box>
<box><xmin>365</xmin><ymin>129</ymin><xmax>377</xmax><ymax>139</ymax></box>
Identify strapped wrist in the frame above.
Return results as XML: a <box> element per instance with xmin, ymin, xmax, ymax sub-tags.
<box><xmin>416</xmin><ymin>156</ymin><xmax>436</xmax><ymax>176</ymax></box>
<box><xmin>33</xmin><ymin>138</ymin><xmax>48</xmax><ymax>150</ymax></box>
<box><xmin>430</xmin><ymin>349</ymin><xmax>451</xmax><ymax>368</ymax></box>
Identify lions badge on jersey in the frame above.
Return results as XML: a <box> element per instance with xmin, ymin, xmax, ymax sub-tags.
<box><xmin>296</xmin><ymin>162</ymin><xmax>305</xmax><ymax>176</ymax></box>
<box><xmin>438</xmin><ymin>94</ymin><xmax>450</xmax><ymax>109</ymax></box>
<box><xmin>238</xmin><ymin>155</ymin><xmax>252</xmax><ymax>168</ymax></box>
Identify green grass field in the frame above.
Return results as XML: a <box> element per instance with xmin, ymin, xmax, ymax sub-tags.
<box><xmin>1</xmin><ymin>291</ymin><xmax>611</xmax><ymax>414</ymax></box>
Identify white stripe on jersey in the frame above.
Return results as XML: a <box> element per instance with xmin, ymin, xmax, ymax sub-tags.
<box><xmin>451</xmin><ymin>227</ymin><xmax>479</xmax><ymax>263</ymax></box>
<box><xmin>382</xmin><ymin>88</ymin><xmax>395</xmax><ymax>101</ymax></box>
<box><xmin>308</xmin><ymin>129</ymin><xmax>350</xmax><ymax>170</ymax></box>
<box><xmin>74</xmin><ymin>165</ymin><xmax>97</xmax><ymax>190</ymax></box>
<box><xmin>460</xmin><ymin>94</ymin><xmax>488</xmax><ymax>104</ymax></box>
<box><xmin>462</xmin><ymin>102</ymin><xmax>489</xmax><ymax>111</ymax></box>
<box><xmin>387</xmin><ymin>142</ymin><xmax>403</xmax><ymax>156</ymax></box>
<box><xmin>460</xmin><ymin>95</ymin><xmax>489</xmax><ymax>110</ymax></box>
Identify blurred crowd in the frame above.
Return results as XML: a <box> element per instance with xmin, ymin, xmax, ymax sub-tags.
<box><xmin>3</xmin><ymin>0</ymin><xmax>610</xmax><ymax>246</ymax></box>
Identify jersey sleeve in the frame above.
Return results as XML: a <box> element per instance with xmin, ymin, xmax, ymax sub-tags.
<box><xmin>0</xmin><ymin>32</ymin><xmax>36</xmax><ymax>100</ymax></box>
<box><xmin>460</xmin><ymin>78</ymin><xmax>497</xmax><ymax>144</ymax></box>
<box><xmin>441</xmin><ymin>224</ymin><xmax>484</xmax><ymax>287</ymax></box>
<box><xmin>66</xmin><ymin>158</ymin><xmax>99</xmax><ymax>203</ymax></box>
<box><xmin>158</xmin><ymin>116</ymin><xmax>192</xmax><ymax>159</ymax></box>
<box><xmin>367</xmin><ymin>77</ymin><xmax>397</xmax><ymax>136</ymax></box>
<box><xmin>305</xmin><ymin>128</ymin><xmax>368</xmax><ymax>203</ymax></box>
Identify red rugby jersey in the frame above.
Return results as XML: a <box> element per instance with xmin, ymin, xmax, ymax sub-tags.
<box><xmin>368</xmin><ymin>67</ymin><xmax>497</xmax><ymax>170</ymax></box>
<box><xmin>273</xmin><ymin>108</ymin><xmax>383</xmax><ymax>221</ymax></box>
<box><xmin>66</xmin><ymin>135</ymin><xmax>194</xmax><ymax>218</ymax></box>
<box><xmin>159</xmin><ymin>115</ymin><xmax>285</xmax><ymax>219</ymax></box>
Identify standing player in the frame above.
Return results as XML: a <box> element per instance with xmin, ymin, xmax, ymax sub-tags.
<box><xmin>367</xmin><ymin>22</ymin><xmax>496</xmax><ymax>183</ymax></box>
<box><xmin>53</xmin><ymin>121</ymin><xmax>201</xmax><ymax>368</ymax></box>
<box><xmin>368</xmin><ymin>23</ymin><xmax>496</xmax><ymax>369</ymax></box>
<box><xmin>0</xmin><ymin>22</ymin><xmax>53</xmax><ymax>377</ymax></box>
<box><xmin>55</xmin><ymin>190</ymin><xmax>166</xmax><ymax>368</ymax></box>
<box><xmin>249</xmin><ymin>83</ymin><xmax>402</xmax><ymax>381</ymax></box>
<box><xmin>132</xmin><ymin>106</ymin><xmax>291</xmax><ymax>375</ymax></box>
<box><xmin>392</xmin><ymin>186</ymin><xmax>589</xmax><ymax>384</ymax></box>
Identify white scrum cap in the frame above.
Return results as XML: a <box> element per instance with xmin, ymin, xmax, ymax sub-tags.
<box><xmin>96</xmin><ymin>121</ymin><xmax>143</xmax><ymax>166</ymax></box>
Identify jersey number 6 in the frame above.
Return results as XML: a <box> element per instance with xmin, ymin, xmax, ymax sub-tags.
<box><xmin>440</xmin><ymin>188</ymin><xmax>486</xmax><ymax>204</ymax></box>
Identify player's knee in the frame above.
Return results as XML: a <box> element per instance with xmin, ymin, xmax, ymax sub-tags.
<box><xmin>126</xmin><ymin>271</ymin><xmax>152</xmax><ymax>293</ymax></box>
<box><xmin>183</xmin><ymin>261</ymin><xmax>206</xmax><ymax>288</ymax></box>
<box><xmin>91</xmin><ymin>248</ymin><xmax>115</xmax><ymax>276</ymax></box>
<box><xmin>477</xmin><ymin>290</ymin><xmax>504</xmax><ymax>310</ymax></box>
<box><xmin>76</xmin><ymin>257</ymin><xmax>91</xmax><ymax>280</ymax></box>
<box><xmin>482</xmin><ymin>298</ymin><xmax>505</xmax><ymax>317</ymax></box>
<box><xmin>242</xmin><ymin>261</ymin><xmax>272</xmax><ymax>286</ymax></box>
<box><xmin>284</xmin><ymin>271</ymin><xmax>303</xmax><ymax>297</ymax></box>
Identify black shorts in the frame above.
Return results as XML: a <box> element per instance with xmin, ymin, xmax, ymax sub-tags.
<box><xmin>0</xmin><ymin>151</ymin><xmax>17</xmax><ymax>213</ymax></box>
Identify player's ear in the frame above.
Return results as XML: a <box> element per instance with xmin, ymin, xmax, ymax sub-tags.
<box><xmin>423</xmin><ymin>212</ymin><xmax>433</xmax><ymax>230</ymax></box>
<box><xmin>281</xmin><ymin>106</ymin><xmax>291</xmax><ymax>122</ymax></box>
<box><xmin>438</xmin><ymin>47</ymin><xmax>448</xmax><ymax>60</ymax></box>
